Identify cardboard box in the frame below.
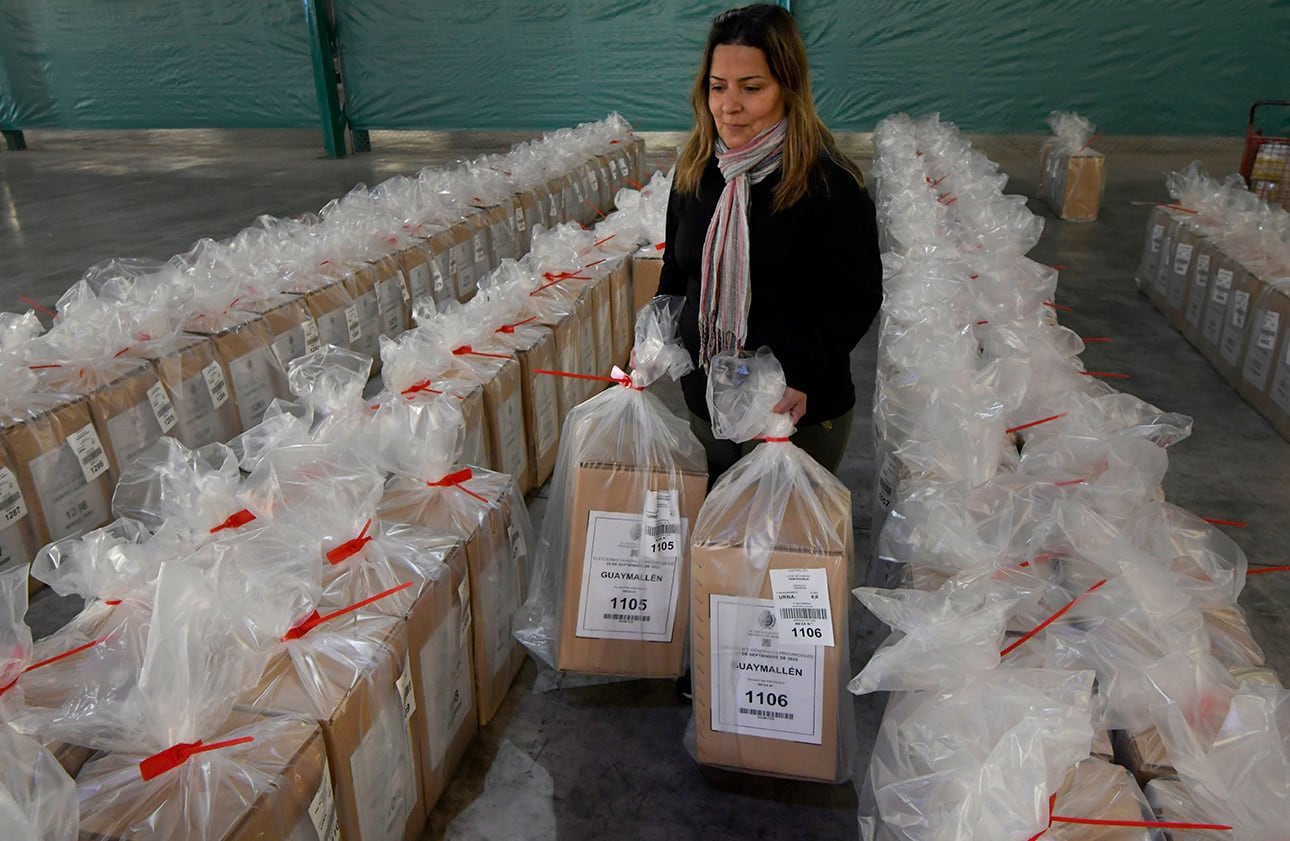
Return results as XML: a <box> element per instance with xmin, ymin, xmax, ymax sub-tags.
<box><xmin>606</xmin><ymin>258</ymin><xmax>634</xmax><ymax>370</ymax></box>
<box><xmin>1198</xmin><ymin>249</ymin><xmax>1243</xmax><ymax>364</ymax></box>
<box><xmin>589</xmin><ymin>271</ymin><xmax>614</xmax><ymax>380</ymax></box>
<box><xmin>185</xmin><ymin>310</ymin><xmax>290</xmax><ymax>435</ymax></box>
<box><xmin>292</xmin><ymin>280</ymin><xmax>356</xmax><ymax>354</ymax></box>
<box><xmin>236</xmin><ymin>615</ymin><xmax>426</xmax><ymax>841</ymax></box>
<box><xmin>0</xmin><ymin>444</ymin><xmax>40</xmax><ymax>589</ymax></box>
<box><xmin>440</xmin><ymin>222</ymin><xmax>478</xmax><ymax>302</ymax></box>
<box><xmin>1</xmin><ymin>395</ymin><xmax>113</xmax><ymax>546</ymax></box>
<box><xmin>1146</xmin><ymin>213</ymin><xmax>1186</xmax><ymax>311</ymax></box>
<box><xmin>1135</xmin><ymin>205</ymin><xmax>1176</xmax><ymax>292</ymax></box>
<box><xmin>691</xmin><ymin>477</ymin><xmax>852</xmax><ymax>782</ymax></box>
<box><xmin>1039</xmin><ymin>144</ymin><xmax>1105</xmax><ymax>222</ymax></box>
<box><xmin>1111</xmin><ymin>727</ymin><xmax>1174</xmax><ymax>789</ymax></box>
<box><xmin>544</xmin><ymin>176</ymin><xmax>566</xmax><ymax>227</ymax></box>
<box><xmin>495</xmin><ymin>323</ymin><xmax>561</xmax><ymax>491</ymax></box>
<box><xmin>236</xmin><ymin>293</ymin><xmax>318</xmax><ymax>373</ymax></box>
<box><xmin>423</xmin><ymin>230</ymin><xmax>461</xmax><ymax>307</ymax></box>
<box><xmin>1181</xmin><ymin>236</ymin><xmax>1222</xmax><ymax>344</ymax></box>
<box><xmin>450</xmin><ymin>354</ymin><xmax>531</xmax><ymax>490</ymax></box>
<box><xmin>474</xmin><ymin>204</ymin><xmax>517</xmax><ymax>266</ymax></box>
<box><xmin>1238</xmin><ymin>279</ymin><xmax>1290</xmax><ymax>426</ymax></box>
<box><xmin>397</xmin><ymin>242</ymin><xmax>435</xmax><ymax>308</ymax></box>
<box><xmin>1052</xmin><ymin>758</ymin><xmax>1156</xmax><ymax>841</ymax></box>
<box><xmin>1162</xmin><ymin>226</ymin><xmax>1203</xmax><ymax>329</ymax></box>
<box><xmin>463</xmin><ymin>211</ymin><xmax>493</xmax><ymax>293</ymax></box>
<box><xmin>1204</xmin><ymin>604</ymin><xmax>1266</xmax><ymax>668</ymax></box>
<box><xmin>378</xmin><ymin>472</ymin><xmax>527</xmax><ymax>726</ymax></box>
<box><xmin>574</xmin><ymin>290</ymin><xmax>602</xmax><ymax>402</ymax></box>
<box><xmin>371</xmin><ymin>255</ymin><xmax>413</xmax><ymax>338</ymax></box>
<box><xmin>1214</xmin><ymin>260</ymin><xmax>1262</xmax><ymax>386</ymax></box>
<box><xmin>631</xmin><ymin>252</ymin><xmax>663</xmax><ymax>318</ymax></box>
<box><xmin>558</xmin><ymin>463</ymin><xmax>706</xmax><ymax>677</ymax></box>
<box><xmin>34</xmin><ymin>359</ymin><xmax>169</xmax><ymax>485</ymax></box>
<box><xmin>337</xmin><ymin>265</ymin><xmax>384</xmax><ymax>363</ymax></box>
<box><xmin>1144</xmin><ymin>777</ymin><xmax>1226</xmax><ymax>841</ymax></box>
<box><xmin>124</xmin><ymin>334</ymin><xmax>239</xmax><ymax>450</ymax></box>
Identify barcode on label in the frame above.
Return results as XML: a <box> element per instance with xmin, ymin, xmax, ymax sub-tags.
<box><xmin>603</xmin><ymin>613</ymin><xmax>651</xmax><ymax>622</ymax></box>
<box><xmin>644</xmin><ymin>522</ymin><xmax>679</xmax><ymax>537</ymax></box>
<box><xmin>344</xmin><ymin>305</ymin><xmax>362</xmax><ymax>343</ymax></box>
<box><xmin>739</xmin><ymin>708</ymin><xmax>795</xmax><ymax>721</ymax></box>
<box><xmin>780</xmin><ymin>607</ymin><xmax>829</xmax><ymax>620</ymax></box>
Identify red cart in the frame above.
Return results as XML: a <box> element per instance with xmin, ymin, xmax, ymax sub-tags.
<box><xmin>1239</xmin><ymin>100</ymin><xmax>1290</xmax><ymax>210</ymax></box>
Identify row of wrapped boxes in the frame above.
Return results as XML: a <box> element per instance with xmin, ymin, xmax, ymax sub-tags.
<box><xmin>0</xmin><ymin>142</ymin><xmax>647</xmax><ymax>586</ymax></box>
<box><xmin>29</xmin><ymin>473</ymin><xmax>529</xmax><ymax>841</ymax></box>
<box><xmin>1136</xmin><ymin>205</ymin><xmax>1290</xmax><ymax>441</ymax></box>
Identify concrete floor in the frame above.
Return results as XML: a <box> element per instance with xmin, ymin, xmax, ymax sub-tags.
<box><xmin>3</xmin><ymin>128</ymin><xmax>1288</xmax><ymax>841</ymax></box>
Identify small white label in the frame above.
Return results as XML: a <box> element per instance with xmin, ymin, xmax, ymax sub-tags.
<box><xmin>770</xmin><ymin>568</ymin><xmax>835</xmax><ymax>647</ymax></box>
<box><xmin>514</xmin><ymin>204</ymin><xmax>527</xmax><ymax>233</ymax></box>
<box><xmin>710</xmin><ymin>594</ymin><xmax>825</xmax><ymax>745</ymax></box>
<box><xmin>877</xmin><ymin>451</ymin><xmax>900</xmax><ymax>511</ymax></box>
<box><xmin>431</xmin><ymin>259</ymin><xmax>448</xmax><ymax>294</ymax></box>
<box><xmin>68</xmin><ymin>424</ymin><xmax>109</xmax><ymax>482</ymax></box>
<box><xmin>0</xmin><ymin>467</ymin><xmax>28</xmax><ymax>526</ymax></box>
<box><xmin>1150</xmin><ymin>223</ymin><xmax>1164</xmax><ymax>253</ymax></box>
<box><xmin>203</xmin><ymin>361</ymin><xmax>230</xmax><ymax>408</ymax></box>
<box><xmin>1173</xmin><ymin>242</ymin><xmax>1194</xmax><ymax>276</ymax></box>
<box><xmin>458</xmin><ymin>575</ymin><xmax>473</xmax><ymax>639</ymax></box>
<box><xmin>1232</xmin><ymin>290</ymin><xmax>1250</xmax><ymax>329</ymax></box>
<box><xmin>344</xmin><ymin>305</ymin><xmax>362</xmax><ymax>344</ymax></box>
<box><xmin>473</xmin><ymin>233</ymin><xmax>487</xmax><ymax>264</ymax></box>
<box><xmin>398</xmin><ymin>272</ymin><xmax>411</xmax><ymax>304</ymax></box>
<box><xmin>408</xmin><ymin>262</ymin><xmax>432</xmax><ymax>300</ymax></box>
<box><xmin>1195</xmin><ymin>253</ymin><xmax>1212</xmax><ymax>287</ymax></box>
<box><xmin>146</xmin><ymin>381</ymin><xmax>178</xmax><ymax>433</ymax></box>
<box><xmin>303</xmin><ymin>317</ymin><xmax>322</xmax><ymax>353</ymax></box>
<box><xmin>1257</xmin><ymin>311</ymin><xmax>1280</xmax><ymax>350</ymax></box>
<box><xmin>1213</xmin><ymin>269</ymin><xmax>1234</xmax><ymax>305</ymax></box>
<box><xmin>396</xmin><ymin>653</ymin><xmax>417</xmax><ymax>721</ymax></box>
<box><xmin>576</xmin><ymin>503</ymin><xmax>684</xmax><ymax>642</ymax></box>
<box><xmin>308</xmin><ymin>756</ymin><xmax>340</xmax><ymax>841</ymax></box>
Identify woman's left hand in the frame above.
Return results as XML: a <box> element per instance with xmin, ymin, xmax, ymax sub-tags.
<box><xmin>773</xmin><ymin>387</ymin><xmax>807</xmax><ymax>424</ymax></box>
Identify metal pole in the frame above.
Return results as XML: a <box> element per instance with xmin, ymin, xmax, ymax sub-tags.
<box><xmin>303</xmin><ymin>0</ymin><xmax>347</xmax><ymax>158</ymax></box>
<box><xmin>2</xmin><ymin>130</ymin><xmax>26</xmax><ymax>151</ymax></box>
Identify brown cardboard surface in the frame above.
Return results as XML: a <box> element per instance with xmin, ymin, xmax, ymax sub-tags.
<box><xmin>1051</xmin><ymin>758</ymin><xmax>1155</xmax><ymax>841</ymax></box>
<box><xmin>442</xmin><ymin>222</ymin><xmax>478</xmax><ymax>302</ymax></box>
<box><xmin>460</xmin><ymin>212</ymin><xmax>491</xmax><ymax>299</ymax></box>
<box><xmin>397</xmin><ymin>241</ymin><xmax>435</xmax><ymax>307</ymax></box>
<box><xmin>0</xmin><ymin>443</ymin><xmax>40</xmax><ymax>589</ymax></box>
<box><xmin>1146</xmin><ymin>213</ymin><xmax>1186</xmax><ymax>311</ymax></box>
<box><xmin>589</xmin><ymin>271</ymin><xmax>614</xmax><ymax>380</ymax></box>
<box><xmin>1040</xmin><ymin>146</ymin><xmax>1104</xmax><ymax>223</ymax></box>
<box><xmin>339</xmin><ymin>265</ymin><xmax>384</xmax><ymax>363</ymax></box>
<box><xmin>33</xmin><ymin>358</ymin><xmax>163</xmax><ymax>485</ymax></box>
<box><xmin>1198</xmin><ymin>248</ymin><xmax>1244</xmax><ymax>364</ymax></box>
<box><xmin>631</xmin><ymin>254</ymin><xmax>663</xmax><ymax>317</ymax></box>
<box><xmin>608</xmin><ymin>259</ymin><xmax>633</xmax><ymax>370</ymax></box>
<box><xmin>544</xmin><ymin>175</ymin><xmax>567</xmax><ymax>227</ymax></box>
<box><xmin>185</xmin><ymin>310</ymin><xmax>290</xmax><ymax>435</ymax></box>
<box><xmin>1162</xmin><ymin>227</ymin><xmax>1203</xmax><ymax>329</ymax></box>
<box><xmin>1181</xmin><ymin>236</ymin><xmax>1222</xmax><ymax>344</ymax></box>
<box><xmin>498</xmin><ymin>324</ymin><xmax>561</xmax><ymax>491</ymax></box>
<box><xmin>1238</xmin><ymin>279</ymin><xmax>1290</xmax><ymax>427</ymax></box>
<box><xmin>690</xmin><ymin>479</ymin><xmax>851</xmax><ymax>782</ymax></box>
<box><xmin>123</xmin><ymin>334</ymin><xmax>238</xmax><ymax>450</ymax></box>
<box><xmin>1214</xmin><ymin>260</ymin><xmax>1262</xmax><ymax>386</ymax></box>
<box><xmin>449</xmin><ymin>354</ymin><xmax>531</xmax><ymax>489</ymax></box>
<box><xmin>425</xmin><ymin>229</ymin><xmax>461</xmax><ymax>306</ymax></box>
<box><xmin>371</xmin><ymin>255</ymin><xmax>413</xmax><ymax>338</ymax></box>
<box><xmin>1135</xmin><ymin>205</ymin><xmax>1176</xmax><ymax>291</ymax></box>
<box><xmin>1204</xmin><ymin>604</ymin><xmax>1266</xmax><ymax>668</ymax></box>
<box><xmin>295</xmin><ymin>281</ymin><xmax>357</xmax><ymax>354</ymax></box>
<box><xmin>475</xmin><ymin>204</ymin><xmax>516</xmax><ymax>266</ymax></box>
<box><xmin>235</xmin><ymin>293</ymin><xmax>318</xmax><ymax>372</ymax></box>
<box><xmin>558</xmin><ymin>463</ymin><xmax>707</xmax><ymax>677</ymax></box>
<box><xmin>1111</xmin><ymin>727</ymin><xmax>1174</xmax><ymax>789</ymax></box>
<box><xmin>225</xmin><ymin>717</ymin><xmax>330</xmax><ymax>841</ymax></box>
<box><xmin>1</xmin><ymin>395</ymin><xmax>113</xmax><ymax>547</ymax></box>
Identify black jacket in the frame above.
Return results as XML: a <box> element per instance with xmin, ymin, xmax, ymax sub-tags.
<box><xmin>657</xmin><ymin>153</ymin><xmax>883</xmax><ymax>425</ymax></box>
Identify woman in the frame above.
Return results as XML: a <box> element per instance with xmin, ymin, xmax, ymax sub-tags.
<box><xmin>657</xmin><ymin>4</ymin><xmax>882</xmax><ymax>478</ymax></box>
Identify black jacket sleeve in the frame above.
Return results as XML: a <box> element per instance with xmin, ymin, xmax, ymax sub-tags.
<box><xmin>656</xmin><ymin>184</ymin><xmax>686</xmax><ymax>298</ymax></box>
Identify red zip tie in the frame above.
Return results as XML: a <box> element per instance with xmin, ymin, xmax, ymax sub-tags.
<box><xmin>585</xmin><ymin>258</ymin><xmax>607</xmax><ymax>268</ymax></box>
<box><xmin>325</xmin><ymin>519</ymin><xmax>373</xmax><ymax>565</ymax></box>
<box><xmin>426</xmin><ymin>468</ymin><xmax>490</xmax><ymax>503</ymax></box>
<box><xmin>139</xmin><ymin>736</ymin><xmax>256</xmax><ymax>781</ymax></box>
<box><xmin>757</xmin><ymin>436</ymin><xmax>791</xmax><ymax>443</ymax></box>
<box><xmin>496</xmin><ymin>316</ymin><xmax>538</xmax><ymax>334</ymax></box>
<box><xmin>27</xmin><ymin>364</ymin><xmax>62</xmax><ymax>370</ymax></box>
<box><xmin>582</xmin><ymin>199</ymin><xmax>607</xmax><ymax>219</ymax></box>
<box><xmin>451</xmin><ymin>345</ymin><xmax>513</xmax><ymax>360</ymax></box>
<box><xmin>1248</xmin><ymin>565</ymin><xmax>1290</xmax><ymax>575</ymax></box>
<box><xmin>654</xmin><ymin>241</ymin><xmax>666</xmax><ymax>251</ymax></box>
<box><xmin>1082</xmin><ymin>337</ymin><xmax>1112</xmax><ymax>343</ymax></box>
<box><xmin>1043</xmin><ymin>300</ymin><xmax>1073</xmax><ymax>312</ymax></box>
<box><xmin>1079</xmin><ymin>371</ymin><xmax>1131</xmax><ymax>379</ymax></box>
<box><xmin>1203</xmin><ymin>518</ymin><xmax>1247</xmax><ymax>528</ymax></box>
<box><xmin>929</xmin><ymin>175</ymin><xmax>946</xmax><ymax>187</ymax></box>
<box><xmin>1047</xmin><ymin>265</ymin><xmax>1069</xmax><ymax>272</ymax></box>
<box><xmin>1006</xmin><ymin>413</ymin><xmax>1068</xmax><ymax>435</ymax></box>
<box><xmin>976</xmin><ymin>320</ymin><xmax>990</xmax><ymax>326</ymax></box>
<box><xmin>1</xmin><ymin>633</ymin><xmax>114</xmax><ymax>697</ymax></box>
<box><xmin>210</xmin><ymin>509</ymin><xmax>257</xmax><ymax>534</ymax></box>
<box><xmin>624</xmin><ymin>177</ymin><xmax>644</xmax><ymax>189</ymax></box>
<box><xmin>18</xmin><ymin>294</ymin><xmax>57</xmax><ymax>318</ymax></box>
<box><xmin>1025</xmin><ymin>791</ymin><xmax>1232</xmax><ymax>840</ymax></box>
<box><xmin>534</xmin><ymin>368</ymin><xmax>622</xmax><ymax>384</ymax></box>
<box><xmin>1054</xmin><ymin>478</ymin><xmax>1087</xmax><ymax>487</ymax></box>
<box><xmin>282</xmin><ymin>581</ymin><xmax>414</xmax><ymax>641</ymax></box>
<box><xmin>113</xmin><ymin>346</ymin><xmax>132</xmax><ymax>357</ymax></box>
<box><xmin>1078</xmin><ymin>132</ymin><xmax>1103</xmax><ymax>152</ymax></box>
<box><xmin>104</xmin><ymin>599</ymin><xmax>122</xmax><ymax>606</ymax></box>
<box><xmin>401</xmin><ymin>379</ymin><xmax>442</xmax><ymax>396</ymax></box>
<box><xmin>1002</xmin><ymin>579</ymin><xmax>1107</xmax><ymax>658</ymax></box>
<box><xmin>592</xmin><ymin>234</ymin><xmax>616</xmax><ymax>248</ymax></box>
<box><xmin>1155</xmin><ymin>202</ymin><xmax>1198</xmax><ymax>214</ymax></box>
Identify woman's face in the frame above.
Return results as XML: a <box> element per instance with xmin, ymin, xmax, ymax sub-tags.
<box><xmin>708</xmin><ymin>44</ymin><xmax>786</xmax><ymax>150</ymax></box>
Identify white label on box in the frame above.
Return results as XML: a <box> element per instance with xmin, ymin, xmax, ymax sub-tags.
<box><xmin>349</xmin><ymin>703</ymin><xmax>416</xmax><ymax>841</ymax></box>
<box><xmin>770</xmin><ymin>568</ymin><xmax>835</xmax><ymax>647</ymax></box>
<box><xmin>458</xmin><ymin>575</ymin><xmax>473</xmax><ymax>639</ymax></box>
<box><xmin>379</xmin><ymin>280</ymin><xmax>404</xmax><ymax>334</ymax></box>
<box><xmin>303</xmin><ymin>317</ymin><xmax>322</xmax><ymax>354</ymax></box>
<box><xmin>432</xmin><ymin>258</ymin><xmax>448</xmax><ymax>295</ymax></box>
<box><xmin>271</xmin><ymin>325</ymin><xmax>308</xmax><ymax>370</ymax></box>
<box><xmin>1150</xmin><ymin>223</ymin><xmax>1164</xmax><ymax>253</ymax></box>
<box><xmin>877</xmin><ymin>450</ymin><xmax>900</xmax><ymax>511</ymax></box>
<box><xmin>1212</xmin><ymin>269</ymin><xmax>1233</xmax><ymax>305</ymax></box>
<box><xmin>177</xmin><ymin>372</ymin><xmax>226</xmax><ymax>449</ymax></box>
<box><xmin>710</xmin><ymin>594</ymin><xmax>825</xmax><ymax>745</ymax></box>
<box><xmin>514</xmin><ymin>204</ymin><xmax>527</xmax><ymax>233</ymax></box>
<box><xmin>1195</xmin><ymin>253</ymin><xmax>1212</xmax><ymax>287</ymax></box>
<box><xmin>408</xmin><ymin>262</ymin><xmax>432</xmax><ymax>300</ymax></box>
<box><xmin>473</xmin><ymin>233</ymin><xmax>486</xmax><ymax>264</ymax></box>
<box><xmin>508</xmin><ymin>520</ymin><xmax>527</xmax><ymax>567</ymax></box>
<box><xmin>1257</xmin><ymin>311</ymin><xmax>1280</xmax><ymax>350</ymax></box>
<box><xmin>68</xmin><ymin>424</ymin><xmax>109</xmax><ymax>482</ymax></box>
<box><xmin>420</xmin><ymin>608</ymin><xmax>472</xmax><ymax>771</ymax></box>
<box><xmin>1173</xmin><ymin>242</ymin><xmax>1194</xmax><ymax>276</ymax></box>
<box><xmin>28</xmin><ymin>441</ymin><xmax>111</xmax><ymax>541</ymax></box>
<box><xmin>105</xmin><ymin>400</ymin><xmax>162</xmax><ymax>475</ymax></box>
<box><xmin>146</xmin><ymin>381</ymin><xmax>178</xmax><ymax>433</ymax></box>
<box><xmin>227</xmin><ymin>348</ymin><xmax>279</xmax><ymax>431</ymax></box>
<box><xmin>398</xmin><ymin>272</ymin><xmax>412</xmax><ymax>304</ymax></box>
<box><xmin>308</xmin><ymin>756</ymin><xmax>340</xmax><ymax>841</ymax></box>
<box><xmin>344</xmin><ymin>305</ymin><xmax>362</xmax><ymax>344</ymax></box>
<box><xmin>1232</xmin><ymin>290</ymin><xmax>1250</xmax><ymax>329</ymax></box>
<box><xmin>0</xmin><ymin>468</ymin><xmax>28</xmax><ymax>526</ymax></box>
<box><xmin>203</xmin><ymin>361</ymin><xmax>230</xmax><ymax>408</ymax></box>
<box><xmin>397</xmin><ymin>652</ymin><xmax>416</xmax><ymax>721</ymax></box>
<box><xmin>500</xmin><ymin>388</ymin><xmax>527</xmax><ymax>478</ymax></box>
<box><xmin>316</xmin><ymin>309</ymin><xmax>349</xmax><ymax>348</ymax></box>
<box><xmin>1272</xmin><ymin>346</ymin><xmax>1290</xmax><ymax>413</ymax></box>
<box><xmin>576</xmin><ymin>505</ymin><xmax>684</xmax><ymax>642</ymax></box>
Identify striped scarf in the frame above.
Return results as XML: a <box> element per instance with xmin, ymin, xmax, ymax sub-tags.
<box><xmin>699</xmin><ymin>118</ymin><xmax>788</xmax><ymax>368</ymax></box>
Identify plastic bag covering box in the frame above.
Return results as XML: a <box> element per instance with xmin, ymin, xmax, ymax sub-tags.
<box><xmin>336</xmin><ymin>266</ymin><xmax>384</xmax><ymax>365</ymax></box>
<box><xmin>33</xmin><ymin>358</ymin><xmax>169</xmax><ymax>485</ymax></box>
<box><xmin>0</xmin><ymin>722</ymin><xmax>78</xmax><ymax>841</ymax></box>
<box><xmin>1160</xmin><ymin>227</ymin><xmax>1205</xmax><ymax>331</ymax></box>
<box><xmin>379</xmin><ymin>470</ymin><xmax>529</xmax><ymax>727</ymax></box>
<box><xmin>75</xmin><ymin>712</ymin><xmax>334</xmax><ymax>841</ymax></box>
<box><xmin>1237</xmin><ymin>279</ymin><xmax>1290</xmax><ymax>432</ymax></box>
<box><xmin>235</xmin><ymin>616</ymin><xmax>425</xmax><ymax>841</ymax></box>
<box><xmin>1214</xmin><ymin>260</ymin><xmax>1263</xmax><ymax>387</ymax></box>
<box><xmin>448</xmin><ymin>352</ymin><xmax>531</xmax><ymax>492</ymax></box>
<box><xmin>236</xmin><ymin>293</ymin><xmax>321</xmax><ymax>373</ymax></box>
<box><xmin>184</xmin><ymin>309</ymin><xmax>290</xmax><ymax>435</ymax></box>
<box><xmin>370</xmin><ymin>256</ymin><xmax>414</xmax><ymax>338</ymax></box>
<box><xmin>690</xmin><ymin>463</ymin><xmax>852</xmax><ymax>782</ymax></box>
<box><xmin>1147</xmin><ymin>212</ymin><xmax>1189</xmax><ymax>311</ymax></box>
<box><xmin>1182</xmin><ymin>237</ymin><xmax>1222</xmax><ymax>340</ymax></box>
<box><xmin>427</xmin><ymin>228</ymin><xmax>468</xmax><ymax>306</ymax></box>
<box><xmin>288</xmin><ymin>280</ymin><xmax>359</xmax><ymax>356</ymax></box>
<box><xmin>607</xmin><ymin>259</ymin><xmax>633</xmax><ymax>370</ymax></box>
<box><xmin>632</xmin><ymin>253</ymin><xmax>663</xmax><ymax>320</ymax></box>
<box><xmin>1039</xmin><ymin>143</ymin><xmax>1105</xmax><ymax>222</ymax></box>
<box><xmin>1144</xmin><ymin>777</ymin><xmax>1228</xmax><ymax>841</ymax></box>
<box><xmin>492</xmin><ymin>321</ymin><xmax>561</xmax><ymax>490</ymax></box>
<box><xmin>0</xmin><ymin>395</ymin><xmax>113</xmax><ymax>546</ymax></box>
<box><xmin>1111</xmin><ymin>727</ymin><xmax>1175</xmax><ymax>789</ymax></box>
<box><xmin>123</xmin><ymin>334</ymin><xmax>239</xmax><ymax>450</ymax></box>
<box><xmin>1197</xmin><ymin>247</ymin><xmax>1246</xmax><ymax>365</ymax></box>
<box><xmin>0</xmin><ymin>446</ymin><xmax>38</xmax><ymax>582</ymax></box>
<box><xmin>1047</xmin><ymin>757</ymin><xmax>1160</xmax><ymax>841</ymax></box>
<box><xmin>1136</xmin><ymin>206</ymin><xmax>1181</xmax><ymax>292</ymax></box>
<box><xmin>396</xmin><ymin>243</ymin><xmax>435</xmax><ymax>308</ymax></box>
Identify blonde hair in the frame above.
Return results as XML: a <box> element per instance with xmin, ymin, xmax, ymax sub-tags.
<box><xmin>675</xmin><ymin>4</ymin><xmax>863</xmax><ymax>212</ymax></box>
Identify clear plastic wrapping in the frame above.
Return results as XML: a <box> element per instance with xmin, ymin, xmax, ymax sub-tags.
<box><xmin>0</xmin><ymin>722</ymin><xmax>78</xmax><ymax>841</ymax></box>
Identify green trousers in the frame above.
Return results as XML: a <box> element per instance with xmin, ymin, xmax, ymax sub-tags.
<box><xmin>689</xmin><ymin>408</ymin><xmax>855</xmax><ymax>487</ymax></box>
